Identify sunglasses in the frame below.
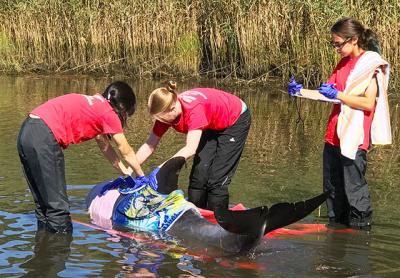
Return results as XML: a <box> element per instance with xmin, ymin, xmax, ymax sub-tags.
<box><xmin>330</xmin><ymin>37</ymin><xmax>351</xmax><ymax>49</ymax></box>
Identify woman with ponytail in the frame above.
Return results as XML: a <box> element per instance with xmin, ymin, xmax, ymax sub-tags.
<box><xmin>288</xmin><ymin>18</ymin><xmax>391</xmax><ymax>230</ymax></box>
<box><xmin>17</xmin><ymin>81</ymin><xmax>145</xmax><ymax>233</ymax></box>
<box><xmin>136</xmin><ymin>82</ymin><xmax>251</xmax><ymax>212</ymax></box>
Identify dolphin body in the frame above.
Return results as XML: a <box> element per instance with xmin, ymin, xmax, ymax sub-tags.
<box><xmin>86</xmin><ymin>157</ymin><xmax>327</xmax><ymax>254</ymax></box>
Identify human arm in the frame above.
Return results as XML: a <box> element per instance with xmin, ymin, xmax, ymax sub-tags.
<box><xmin>135</xmin><ymin>132</ymin><xmax>161</xmax><ymax>164</ymax></box>
<box><xmin>172</xmin><ymin>129</ymin><xmax>202</xmax><ymax>159</ymax></box>
<box><xmin>336</xmin><ymin>77</ymin><xmax>378</xmax><ymax>111</ymax></box>
<box><xmin>107</xmin><ymin>133</ymin><xmax>145</xmax><ymax>177</ymax></box>
<box><xmin>319</xmin><ymin>77</ymin><xmax>378</xmax><ymax>111</ymax></box>
<box><xmin>95</xmin><ymin>134</ymin><xmax>133</xmax><ymax>176</ymax></box>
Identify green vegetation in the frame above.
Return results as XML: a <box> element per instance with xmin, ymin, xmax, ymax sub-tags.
<box><xmin>0</xmin><ymin>0</ymin><xmax>398</xmax><ymax>88</ymax></box>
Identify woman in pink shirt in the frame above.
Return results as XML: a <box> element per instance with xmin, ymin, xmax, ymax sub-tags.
<box><xmin>17</xmin><ymin>81</ymin><xmax>145</xmax><ymax>233</ymax></box>
<box><xmin>136</xmin><ymin>81</ymin><xmax>251</xmax><ymax>211</ymax></box>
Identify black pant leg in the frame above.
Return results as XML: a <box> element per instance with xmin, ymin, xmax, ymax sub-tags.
<box><xmin>188</xmin><ymin>130</ymin><xmax>218</xmax><ymax>208</ymax></box>
<box><xmin>323</xmin><ymin>143</ymin><xmax>349</xmax><ymax>224</ymax></box>
<box><xmin>342</xmin><ymin>149</ymin><xmax>372</xmax><ymax>222</ymax></box>
<box><xmin>17</xmin><ymin>118</ymin><xmax>47</xmax><ymax>225</ymax></box>
<box><xmin>17</xmin><ymin>118</ymin><xmax>72</xmax><ymax>232</ymax></box>
<box><xmin>206</xmin><ymin>110</ymin><xmax>251</xmax><ymax>211</ymax></box>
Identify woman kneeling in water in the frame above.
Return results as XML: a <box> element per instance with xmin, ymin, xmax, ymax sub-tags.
<box><xmin>86</xmin><ymin>157</ymin><xmax>327</xmax><ymax>254</ymax></box>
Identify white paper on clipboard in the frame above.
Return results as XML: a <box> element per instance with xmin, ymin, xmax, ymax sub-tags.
<box><xmin>294</xmin><ymin>89</ymin><xmax>341</xmax><ymax>104</ymax></box>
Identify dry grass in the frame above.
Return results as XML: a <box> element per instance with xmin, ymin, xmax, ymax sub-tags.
<box><xmin>0</xmin><ymin>0</ymin><xmax>399</xmax><ymax>89</ymax></box>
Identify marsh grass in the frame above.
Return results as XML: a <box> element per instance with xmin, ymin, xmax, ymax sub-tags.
<box><xmin>0</xmin><ymin>0</ymin><xmax>399</xmax><ymax>88</ymax></box>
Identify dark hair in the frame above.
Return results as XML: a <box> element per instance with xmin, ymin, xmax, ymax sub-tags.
<box><xmin>331</xmin><ymin>17</ymin><xmax>380</xmax><ymax>54</ymax></box>
<box><xmin>102</xmin><ymin>81</ymin><xmax>136</xmax><ymax>128</ymax></box>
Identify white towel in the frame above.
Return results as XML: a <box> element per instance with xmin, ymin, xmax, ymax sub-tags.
<box><xmin>336</xmin><ymin>51</ymin><xmax>391</xmax><ymax>159</ymax></box>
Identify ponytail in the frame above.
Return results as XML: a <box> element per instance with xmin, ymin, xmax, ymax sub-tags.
<box><xmin>164</xmin><ymin>80</ymin><xmax>177</xmax><ymax>93</ymax></box>
<box><xmin>361</xmin><ymin>28</ymin><xmax>381</xmax><ymax>54</ymax></box>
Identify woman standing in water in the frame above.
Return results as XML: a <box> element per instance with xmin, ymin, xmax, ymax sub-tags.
<box><xmin>17</xmin><ymin>81</ymin><xmax>146</xmax><ymax>233</ymax></box>
<box><xmin>136</xmin><ymin>81</ymin><xmax>251</xmax><ymax>211</ymax></box>
<box><xmin>289</xmin><ymin>18</ymin><xmax>391</xmax><ymax>230</ymax></box>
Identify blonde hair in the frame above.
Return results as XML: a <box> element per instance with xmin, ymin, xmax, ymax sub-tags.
<box><xmin>148</xmin><ymin>81</ymin><xmax>178</xmax><ymax>115</ymax></box>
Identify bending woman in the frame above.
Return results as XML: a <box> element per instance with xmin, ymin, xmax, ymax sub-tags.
<box><xmin>17</xmin><ymin>81</ymin><xmax>145</xmax><ymax>233</ymax></box>
<box><xmin>86</xmin><ymin>157</ymin><xmax>327</xmax><ymax>254</ymax></box>
<box><xmin>136</xmin><ymin>81</ymin><xmax>251</xmax><ymax>211</ymax></box>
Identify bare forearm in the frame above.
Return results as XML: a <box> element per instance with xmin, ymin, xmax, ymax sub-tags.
<box><xmin>96</xmin><ymin>136</ymin><xmax>127</xmax><ymax>175</ymax></box>
<box><xmin>136</xmin><ymin>143</ymin><xmax>155</xmax><ymax>164</ymax></box>
<box><xmin>172</xmin><ymin>145</ymin><xmax>197</xmax><ymax>160</ymax></box>
<box><xmin>336</xmin><ymin>92</ymin><xmax>375</xmax><ymax>111</ymax></box>
<box><xmin>121</xmin><ymin>149</ymin><xmax>144</xmax><ymax>177</ymax></box>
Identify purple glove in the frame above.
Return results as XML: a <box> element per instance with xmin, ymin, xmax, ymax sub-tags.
<box><xmin>134</xmin><ymin>175</ymin><xmax>149</xmax><ymax>187</ymax></box>
<box><xmin>148</xmin><ymin>167</ymin><xmax>160</xmax><ymax>190</ymax></box>
<box><xmin>118</xmin><ymin>175</ymin><xmax>149</xmax><ymax>194</ymax></box>
<box><xmin>288</xmin><ymin>76</ymin><xmax>303</xmax><ymax>97</ymax></box>
<box><xmin>100</xmin><ymin>176</ymin><xmax>125</xmax><ymax>195</ymax></box>
<box><xmin>318</xmin><ymin>83</ymin><xmax>338</xmax><ymax>99</ymax></box>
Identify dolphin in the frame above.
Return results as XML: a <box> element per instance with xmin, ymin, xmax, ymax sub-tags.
<box><xmin>86</xmin><ymin>157</ymin><xmax>327</xmax><ymax>254</ymax></box>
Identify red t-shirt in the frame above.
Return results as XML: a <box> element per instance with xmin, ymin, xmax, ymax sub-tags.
<box><xmin>325</xmin><ymin>52</ymin><xmax>375</xmax><ymax>150</ymax></box>
<box><xmin>152</xmin><ymin>88</ymin><xmax>243</xmax><ymax>137</ymax></box>
<box><xmin>31</xmin><ymin>93</ymin><xmax>123</xmax><ymax>148</ymax></box>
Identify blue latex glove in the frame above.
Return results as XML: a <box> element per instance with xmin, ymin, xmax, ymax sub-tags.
<box><xmin>148</xmin><ymin>167</ymin><xmax>160</xmax><ymax>190</ymax></box>
<box><xmin>99</xmin><ymin>176</ymin><xmax>125</xmax><ymax>195</ymax></box>
<box><xmin>318</xmin><ymin>83</ymin><xmax>338</xmax><ymax>99</ymax></box>
<box><xmin>288</xmin><ymin>76</ymin><xmax>303</xmax><ymax>97</ymax></box>
<box><xmin>135</xmin><ymin>175</ymin><xmax>149</xmax><ymax>187</ymax></box>
<box><xmin>118</xmin><ymin>175</ymin><xmax>149</xmax><ymax>194</ymax></box>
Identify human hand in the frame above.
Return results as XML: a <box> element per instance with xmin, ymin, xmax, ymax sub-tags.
<box><xmin>148</xmin><ymin>167</ymin><xmax>160</xmax><ymax>190</ymax></box>
<box><xmin>288</xmin><ymin>76</ymin><xmax>303</xmax><ymax>97</ymax></box>
<box><xmin>125</xmin><ymin>167</ymin><xmax>133</xmax><ymax>176</ymax></box>
<box><xmin>318</xmin><ymin>83</ymin><xmax>338</xmax><ymax>99</ymax></box>
<box><xmin>99</xmin><ymin>176</ymin><xmax>125</xmax><ymax>195</ymax></box>
<box><xmin>135</xmin><ymin>175</ymin><xmax>149</xmax><ymax>187</ymax></box>
<box><xmin>118</xmin><ymin>175</ymin><xmax>148</xmax><ymax>194</ymax></box>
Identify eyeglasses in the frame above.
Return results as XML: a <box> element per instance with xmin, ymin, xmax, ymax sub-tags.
<box><xmin>330</xmin><ymin>38</ymin><xmax>351</xmax><ymax>49</ymax></box>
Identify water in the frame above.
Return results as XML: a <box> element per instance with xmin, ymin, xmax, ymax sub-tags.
<box><xmin>0</xmin><ymin>75</ymin><xmax>399</xmax><ymax>277</ymax></box>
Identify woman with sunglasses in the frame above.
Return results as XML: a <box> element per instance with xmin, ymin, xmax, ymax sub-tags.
<box><xmin>136</xmin><ymin>81</ymin><xmax>251</xmax><ymax>211</ymax></box>
<box><xmin>288</xmin><ymin>18</ymin><xmax>391</xmax><ymax>230</ymax></box>
<box><xmin>17</xmin><ymin>81</ymin><xmax>146</xmax><ymax>233</ymax></box>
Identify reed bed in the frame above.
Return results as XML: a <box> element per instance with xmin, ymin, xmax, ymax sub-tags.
<box><xmin>0</xmin><ymin>0</ymin><xmax>399</xmax><ymax>89</ymax></box>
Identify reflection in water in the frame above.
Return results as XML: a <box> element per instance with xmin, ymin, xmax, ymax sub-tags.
<box><xmin>20</xmin><ymin>230</ymin><xmax>72</xmax><ymax>277</ymax></box>
<box><xmin>319</xmin><ymin>230</ymin><xmax>371</xmax><ymax>276</ymax></box>
<box><xmin>120</xmin><ymin>241</ymin><xmax>164</xmax><ymax>277</ymax></box>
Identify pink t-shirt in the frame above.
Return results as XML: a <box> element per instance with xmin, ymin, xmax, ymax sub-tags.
<box><xmin>153</xmin><ymin>88</ymin><xmax>243</xmax><ymax>137</ymax></box>
<box><xmin>31</xmin><ymin>93</ymin><xmax>123</xmax><ymax>148</ymax></box>
<box><xmin>325</xmin><ymin>52</ymin><xmax>375</xmax><ymax>150</ymax></box>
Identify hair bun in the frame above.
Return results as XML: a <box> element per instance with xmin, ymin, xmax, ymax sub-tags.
<box><xmin>164</xmin><ymin>80</ymin><xmax>177</xmax><ymax>92</ymax></box>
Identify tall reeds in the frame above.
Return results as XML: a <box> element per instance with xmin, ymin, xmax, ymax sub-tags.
<box><xmin>0</xmin><ymin>0</ymin><xmax>399</xmax><ymax>88</ymax></box>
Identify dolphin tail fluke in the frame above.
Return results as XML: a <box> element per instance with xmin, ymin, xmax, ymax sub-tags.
<box><xmin>214</xmin><ymin>192</ymin><xmax>328</xmax><ymax>236</ymax></box>
<box><xmin>264</xmin><ymin>191</ymin><xmax>327</xmax><ymax>234</ymax></box>
<box><xmin>214</xmin><ymin>206</ymin><xmax>268</xmax><ymax>252</ymax></box>
<box><xmin>214</xmin><ymin>206</ymin><xmax>269</xmax><ymax>235</ymax></box>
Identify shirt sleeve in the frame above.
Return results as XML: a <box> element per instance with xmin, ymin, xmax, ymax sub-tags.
<box><xmin>102</xmin><ymin>111</ymin><xmax>123</xmax><ymax>134</ymax></box>
<box><xmin>152</xmin><ymin>120</ymin><xmax>170</xmax><ymax>137</ymax></box>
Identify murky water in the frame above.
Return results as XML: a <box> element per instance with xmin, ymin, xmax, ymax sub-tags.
<box><xmin>0</xmin><ymin>75</ymin><xmax>399</xmax><ymax>277</ymax></box>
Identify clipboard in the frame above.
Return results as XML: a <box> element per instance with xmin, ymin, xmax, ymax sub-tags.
<box><xmin>293</xmin><ymin>89</ymin><xmax>341</xmax><ymax>104</ymax></box>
